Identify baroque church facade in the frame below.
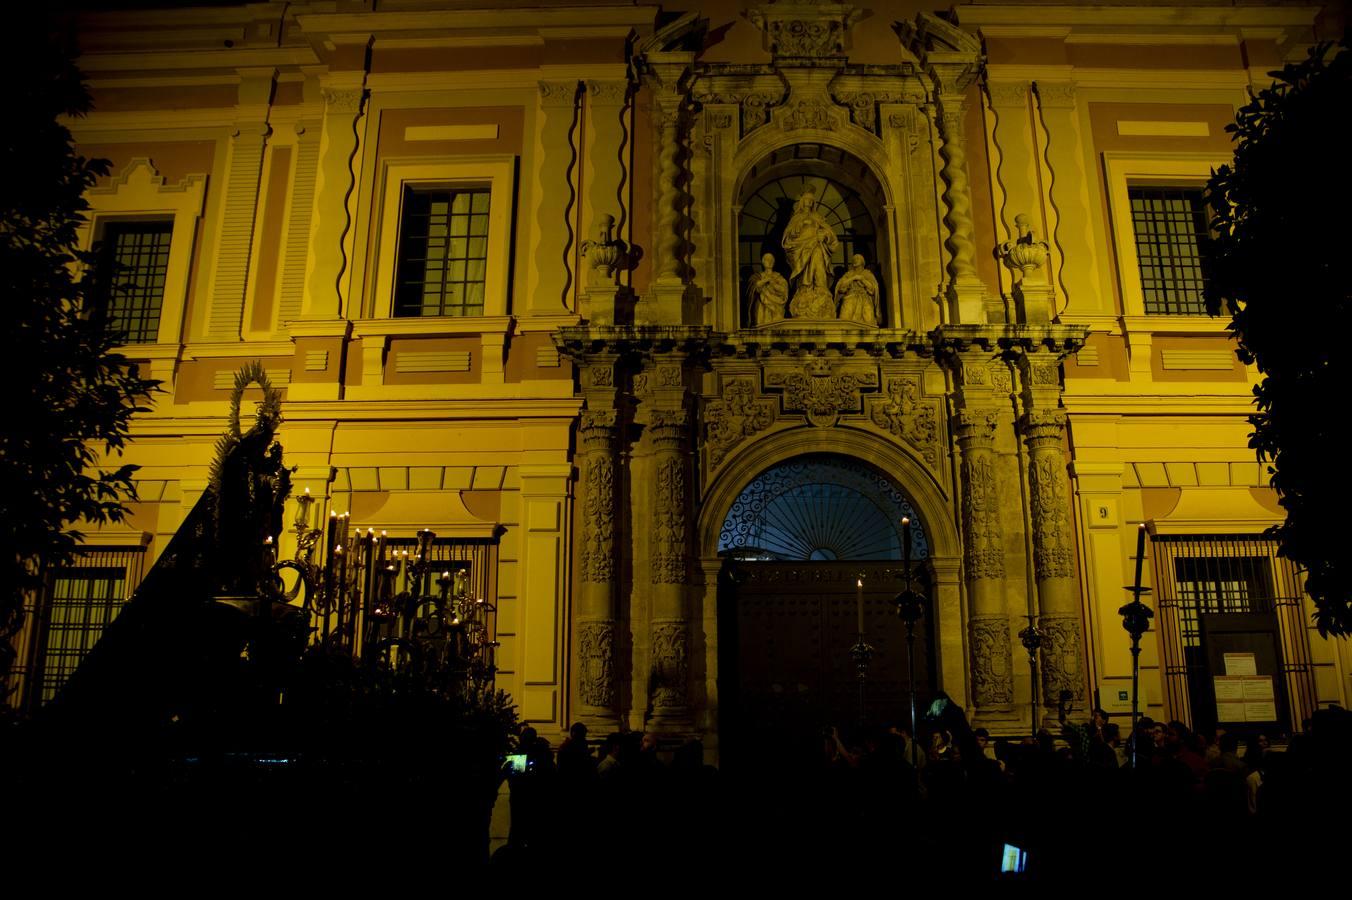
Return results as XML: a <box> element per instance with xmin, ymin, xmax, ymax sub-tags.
<box><xmin>13</xmin><ymin>1</ymin><xmax>1350</xmax><ymax>756</ymax></box>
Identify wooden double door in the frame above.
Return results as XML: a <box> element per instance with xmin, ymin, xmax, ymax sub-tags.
<box><xmin>718</xmin><ymin>560</ymin><xmax>935</xmax><ymax>769</ymax></box>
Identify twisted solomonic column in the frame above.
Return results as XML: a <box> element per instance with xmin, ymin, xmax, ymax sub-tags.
<box><xmin>654</xmin><ymin>99</ymin><xmax>684</xmax><ymax>282</ymax></box>
<box><xmin>937</xmin><ymin>100</ymin><xmax>979</xmax><ymax>292</ymax></box>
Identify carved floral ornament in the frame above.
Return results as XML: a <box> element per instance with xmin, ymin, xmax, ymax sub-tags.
<box><xmin>765</xmin><ymin>363</ymin><xmax>878</xmax><ymax>428</ymax></box>
<box><xmin>578</xmin><ymin>619</ymin><xmax>616</xmax><ymax>708</ymax></box>
<box><xmin>581</xmin><ymin>455</ymin><xmax>616</xmax><ymax>584</ymax></box>
<box><xmin>1039</xmin><ymin>614</ymin><xmax>1085</xmax><ymax>702</ymax></box>
<box><xmin>652</xmin><ymin>458</ymin><xmax>688</xmax><ymax>584</ymax></box>
<box><xmin>746</xmin><ymin>2</ymin><xmax>865</xmax><ymax>58</ymax></box>
<box><xmin>970</xmin><ymin>615</ymin><xmax>1014</xmax><ymax>706</ymax></box>
<box><xmin>961</xmin><ymin>452</ymin><xmax>1005</xmax><ymax>581</ymax></box>
<box><xmin>651</xmin><ymin>619</ymin><xmax>690</xmax><ymax>708</ymax></box>
<box><xmin>1029</xmin><ymin>453</ymin><xmax>1075</xmax><ymax>581</ymax></box>
<box><xmin>539</xmin><ymin>80</ymin><xmax>581</xmax><ymax>108</ymax></box>
<box><xmin>867</xmin><ymin>376</ymin><xmax>939</xmax><ymax>467</ymax></box>
<box><xmin>705</xmin><ymin>377</ymin><xmax>778</xmax><ymax>468</ymax></box>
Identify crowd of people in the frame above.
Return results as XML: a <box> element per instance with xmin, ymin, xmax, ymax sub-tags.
<box><xmin>492</xmin><ymin>697</ymin><xmax>1352</xmax><ymax>882</ymax></box>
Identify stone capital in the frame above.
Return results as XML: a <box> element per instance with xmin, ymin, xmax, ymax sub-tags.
<box><xmin>1020</xmin><ymin>408</ymin><xmax>1067</xmax><ymax>446</ymax></box>
<box><xmin>539</xmin><ymin>80</ymin><xmax>580</xmax><ymax>108</ymax></box>
<box><xmin>955</xmin><ymin>407</ymin><xmax>1001</xmax><ymax>446</ymax></box>
<box><xmin>586</xmin><ymin>79</ymin><xmax>630</xmax><ymax>106</ymax></box>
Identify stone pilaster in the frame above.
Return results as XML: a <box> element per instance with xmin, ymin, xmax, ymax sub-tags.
<box><xmin>206</xmin><ymin>68</ymin><xmax>275</xmax><ymax>338</ymax></box>
<box><xmin>300</xmin><ymin>71</ymin><xmax>368</xmax><ymax>322</ymax></box>
<box><xmin>529</xmin><ymin>78</ymin><xmax>581</xmax><ymax>313</ymax></box>
<box><xmin>641</xmin><ymin>53</ymin><xmax>697</xmax><ymax>325</ymax></box>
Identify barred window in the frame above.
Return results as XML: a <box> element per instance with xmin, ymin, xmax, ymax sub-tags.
<box><xmin>393</xmin><ymin>187</ymin><xmax>491</xmax><ymax>317</ymax></box>
<box><xmin>1151</xmin><ymin>535</ymin><xmax>1315</xmax><ymax>733</ymax></box>
<box><xmin>1128</xmin><ymin>187</ymin><xmax>1210</xmax><ymax>315</ymax></box>
<box><xmin>95</xmin><ymin>220</ymin><xmax>173</xmax><ymax>343</ymax></box>
<box><xmin>33</xmin><ymin>548</ymin><xmax>145</xmax><ymax>705</ymax></box>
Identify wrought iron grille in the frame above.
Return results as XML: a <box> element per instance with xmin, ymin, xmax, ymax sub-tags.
<box><xmin>30</xmin><ymin>547</ymin><xmax>146</xmax><ymax>705</ymax></box>
<box><xmin>718</xmin><ymin>454</ymin><xmax>928</xmax><ymax>561</ymax></box>
<box><xmin>394</xmin><ymin>186</ymin><xmax>491</xmax><ymax>317</ymax></box>
<box><xmin>1151</xmin><ymin>534</ymin><xmax>1316</xmax><ymax>733</ymax></box>
<box><xmin>372</xmin><ymin>536</ymin><xmax>500</xmax><ymax>674</ymax></box>
<box><xmin>1128</xmin><ymin>187</ymin><xmax>1210</xmax><ymax>315</ymax></box>
<box><xmin>96</xmin><ymin>220</ymin><xmax>172</xmax><ymax>343</ymax></box>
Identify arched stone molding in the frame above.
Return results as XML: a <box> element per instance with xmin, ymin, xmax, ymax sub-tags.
<box><xmin>693</xmin><ymin>425</ymin><xmax>966</xmax><ymax>720</ymax></box>
<box><xmin>698</xmin><ymin>425</ymin><xmax>957</xmax><ymax>562</ymax></box>
<box><xmin>710</xmin><ymin>126</ymin><xmax>929</xmax><ymax>334</ymax></box>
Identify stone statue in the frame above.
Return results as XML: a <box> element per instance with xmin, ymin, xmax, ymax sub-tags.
<box><xmin>782</xmin><ymin>188</ymin><xmax>839</xmax><ymax>319</ymax></box>
<box><xmin>746</xmin><ymin>253</ymin><xmax>789</xmax><ymax>327</ymax></box>
<box><xmin>834</xmin><ymin>254</ymin><xmax>880</xmax><ymax>326</ymax></box>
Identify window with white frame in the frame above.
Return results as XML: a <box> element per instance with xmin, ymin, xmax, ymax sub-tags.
<box><xmin>79</xmin><ymin>158</ymin><xmax>206</xmax><ymax>347</ymax></box>
<box><xmin>371</xmin><ymin>157</ymin><xmax>516</xmax><ymax>320</ymax></box>
<box><xmin>1102</xmin><ymin>153</ymin><xmax>1227</xmax><ymax>323</ymax></box>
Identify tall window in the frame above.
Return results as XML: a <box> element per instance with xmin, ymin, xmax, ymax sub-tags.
<box><xmin>393</xmin><ymin>186</ymin><xmax>491</xmax><ymax>317</ymax></box>
<box><xmin>1128</xmin><ymin>187</ymin><xmax>1210</xmax><ymax>315</ymax></box>
<box><xmin>95</xmin><ymin>220</ymin><xmax>173</xmax><ymax>343</ymax></box>
<box><xmin>1151</xmin><ymin>535</ymin><xmax>1316</xmax><ymax>733</ymax></box>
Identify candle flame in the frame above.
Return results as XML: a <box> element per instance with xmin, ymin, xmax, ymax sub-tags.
<box><xmin>902</xmin><ymin>516</ymin><xmax>910</xmax><ymax>526</ymax></box>
<box><xmin>856</xmin><ymin>578</ymin><xmax>863</xmax><ymax>588</ymax></box>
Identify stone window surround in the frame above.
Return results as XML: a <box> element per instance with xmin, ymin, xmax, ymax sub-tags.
<box><xmin>1101</xmin><ymin>151</ymin><xmax>1232</xmax><ymax>379</ymax></box>
<box><xmin>78</xmin><ymin>158</ymin><xmax>207</xmax><ymax>382</ymax></box>
<box><xmin>370</xmin><ymin>155</ymin><xmax>516</xmax><ymax>322</ymax></box>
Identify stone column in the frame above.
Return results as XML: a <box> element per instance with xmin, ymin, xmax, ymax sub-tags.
<box><xmin>955</xmin><ymin>406</ymin><xmax>1016</xmax><ymax>716</ymax></box>
<box><xmin>1017</xmin><ymin>347</ymin><xmax>1087</xmax><ymax>717</ymax></box>
<box><xmin>575</xmin><ymin>403</ymin><xmax>621</xmax><ymax>726</ymax></box>
<box><xmin>647</xmin><ymin>407</ymin><xmax>691</xmax><ymax>726</ymax></box>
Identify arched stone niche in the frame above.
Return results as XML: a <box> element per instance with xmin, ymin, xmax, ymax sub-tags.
<box><xmin>735</xmin><ymin>143</ymin><xmax>891</xmax><ymax>329</ymax></box>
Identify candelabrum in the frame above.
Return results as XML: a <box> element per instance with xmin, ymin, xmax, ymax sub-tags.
<box><xmin>272</xmin><ymin>490</ymin><xmax>499</xmax><ymax>691</ymax></box>
<box><xmin>893</xmin><ymin>516</ymin><xmax>927</xmax><ymax>746</ymax></box>
<box><xmin>1120</xmin><ymin>524</ymin><xmax>1155</xmax><ymax>770</ymax></box>
<box><xmin>850</xmin><ymin>574</ymin><xmax>873</xmax><ymax>726</ymax></box>
<box><xmin>1018</xmin><ymin>616</ymin><xmax>1043</xmax><ymax>739</ymax></box>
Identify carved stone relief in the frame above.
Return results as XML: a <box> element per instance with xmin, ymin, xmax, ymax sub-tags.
<box><xmin>652</xmin><ymin>455</ymin><xmax>687</xmax><ymax>584</ymax></box>
<box><xmin>961</xmin><ymin>453</ymin><xmax>1005</xmax><ymax>580</ymax></box>
<box><xmin>581</xmin><ymin>454</ymin><xmax>616</xmax><ymax>583</ymax></box>
<box><xmin>765</xmin><ymin>364</ymin><xmax>878</xmax><ymax>427</ymax></box>
<box><xmin>1039</xmin><ymin>614</ymin><xmax>1085</xmax><ymax>702</ymax></box>
<box><xmin>868</xmin><ymin>376</ymin><xmax>939</xmax><ymax>466</ymax></box>
<box><xmin>1027</xmin><ymin>451</ymin><xmax>1074</xmax><ymax>580</ymax></box>
<box><xmin>780</xmin><ymin>97</ymin><xmax>837</xmax><ymax>131</ymax></box>
<box><xmin>706</xmin><ymin>377</ymin><xmax>777</xmax><ymax>468</ymax></box>
<box><xmin>970</xmin><ymin>614</ymin><xmax>1014</xmax><ymax>706</ymax></box>
<box><xmin>578</xmin><ymin>619</ymin><xmax>616</xmax><ymax>707</ymax></box>
<box><xmin>650</xmin><ymin>619</ymin><xmax>690</xmax><ymax>708</ymax></box>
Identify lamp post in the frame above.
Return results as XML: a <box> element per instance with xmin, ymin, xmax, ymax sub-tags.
<box><xmin>1119</xmin><ymin>523</ymin><xmax>1155</xmax><ymax>770</ymax></box>
<box><xmin>1018</xmin><ymin>616</ymin><xmax>1043</xmax><ymax>739</ymax></box>
<box><xmin>893</xmin><ymin>516</ymin><xmax>927</xmax><ymax>753</ymax></box>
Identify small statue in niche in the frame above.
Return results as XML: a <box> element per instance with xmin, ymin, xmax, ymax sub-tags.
<box><xmin>746</xmin><ymin>253</ymin><xmax>789</xmax><ymax>327</ymax></box>
<box><xmin>782</xmin><ymin>188</ymin><xmax>839</xmax><ymax>319</ymax></box>
<box><xmin>834</xmin><ymin>254</ymin><xmax>880</xmax><ymax>326</ymax></box>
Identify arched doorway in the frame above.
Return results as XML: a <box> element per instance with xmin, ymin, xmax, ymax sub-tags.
<box><xmin>716</xmin><ymin>454</ymin><xmax>936</xmax><ymax>769</ymax></box>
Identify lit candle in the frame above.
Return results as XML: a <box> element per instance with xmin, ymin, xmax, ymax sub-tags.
<box><xmin>902</xmin><ymin>516</ymin><xmax>912</xmax><ymax>573</ymax></box>
<box><xmin>1133</xmin><ymin>523</ymin><xmax>1147</xmax><ymax>591</ymax></box>
<box><xmin>856</xmin><ymin>576</ymin><xmax>865</xmax><ymax>635</ymax></box>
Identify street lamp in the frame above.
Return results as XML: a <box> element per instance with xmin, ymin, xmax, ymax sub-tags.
<box><xmin>1018</xmin><ymin>615</ymin><xmax>1043</xmax><ymax>739</ymax></box>
<box><xmin>1119</xmin><ymin>523</ymin><xmax>1155</xmax><ymax>770</ymax></box>
<box><xmin>893</xmin><ymin>516</ymin><xmax>926</xmax><ymax>753</ymax></box>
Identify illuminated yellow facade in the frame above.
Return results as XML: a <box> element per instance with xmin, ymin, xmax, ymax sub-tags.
<box><xmin>14</xmin><ymin>1</ymin><xmax>1349</xmax><ymax>750</ymax></box>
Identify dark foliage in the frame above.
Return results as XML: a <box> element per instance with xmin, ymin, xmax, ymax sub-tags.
<box><xmin>0</xmin><ymin>14</ymin><xmax>159</xmax><ymax>697</ymax></box>
<box><xmin>1204</xmin><ymin>42</ymin><xmax>1352</xmax><ymax>636</ymax></box>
